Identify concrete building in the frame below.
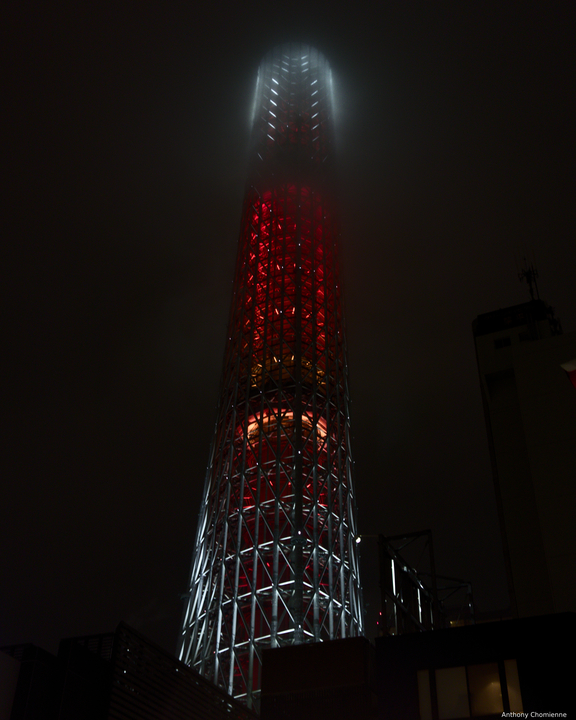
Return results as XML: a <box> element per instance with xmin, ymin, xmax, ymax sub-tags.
<box><xmin>260</xmin><ymin>636</ymin><xmax>377</xmax><ymax>720</ymax></box>
<box><xmin>259</xmin><ymin>613</ymin><xmax>574</xmax><ymax>719</ymax></box>
<box><xmin>376</xmin><ymin>612</ymin><xmax>573</xmax><ymax>719</ymax></box>
<box><xmin>1</xmin><ymin>623</ymin><xmax>257</xmax><ymax>720</ymax></box>
<box><xmin>473</xmin><ymin>299</ymin><xmax>576</xmax><ymax>617</ymax></box>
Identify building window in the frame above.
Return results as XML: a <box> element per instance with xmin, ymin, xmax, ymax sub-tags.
<box><xmin>504</xmin><ymin>659</ymin><xmax>523</xmax><ymax>713</ymax></box>
<box><xmin>436</xmin><ymin>666</ymin><xmax>470</xmax><ymax>719</ymax></box>
<box><xmin>417</xmin><ymin>660</ymin><xmax>523</xmax><ymax>719</ymax></box>
<box><xmin>417</xmin><ymin>667</ymin><xmax>433</xmax><ymax>720</ymax></box>
<box><xmin>467</xmin><ymin>663</ymin><xmax>502</xmax><ymax>716</ymax></box>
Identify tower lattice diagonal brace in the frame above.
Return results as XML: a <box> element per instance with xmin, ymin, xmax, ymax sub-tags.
<box><xmin>179</xmin><ymin>44</ymin><xmax>363</xmax><ymax>708</ymax></box>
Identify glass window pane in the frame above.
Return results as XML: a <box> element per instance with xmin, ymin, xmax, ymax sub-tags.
<box><xmin>436</xmin><ymin>666</ymin><xmax>470</xmax><ymax>719</ymax></box>
<box><xmin>468</xmin><ymin>663</ymin><xmax>503</xmax><ymax>716</ymax></box>
<box><xmin>504</xmin><ymin>659</ymin><xmax>524</xmax><ymax>713</ymax></box>
<box><xmin>417</xmin><ymin>670</ymin><xmax>432</xmax><ymax>720</ymax></box>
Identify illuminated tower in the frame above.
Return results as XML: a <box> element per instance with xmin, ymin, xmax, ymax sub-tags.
<box><xmin>179</xmin><ymin>44</ymin><xmax>363</xmax><ymax>708</ymax></box>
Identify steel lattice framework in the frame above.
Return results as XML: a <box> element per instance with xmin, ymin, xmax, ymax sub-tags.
<box><xmin>179</xmin><ymin>44</ymin><xmax>363</xmax><ymax>708</ymax></box>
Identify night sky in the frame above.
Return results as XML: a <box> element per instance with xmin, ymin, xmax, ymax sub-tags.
<box><xmin>4</xmin><ymin>2</ymin><xmax>575</xmax><ymax>656</ymax></box>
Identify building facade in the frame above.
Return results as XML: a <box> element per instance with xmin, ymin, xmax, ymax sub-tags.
<box><xmin>1</xmin><ymin>624</ymin><xmax>258</xmax><ymax>720</ymax></box>
<box><xmin>473</xmin><ymin>299</ymin><xmax>576</xmax><ymax>618</ymax></box>
<box><xmin>178</xmin><ymin>45</ymin><xmax>363</xmax><ymax>707</ymax></box>
<box><xmin>376</xmin><ymin>612</ymin><xmax>573</xmax><ymax>719</ymax></box>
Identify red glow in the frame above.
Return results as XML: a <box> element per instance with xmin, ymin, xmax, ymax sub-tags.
<box><xmin>239</xmin><ymin>184</ymin><xmax>337</xmax><ymax>379</ymax></box>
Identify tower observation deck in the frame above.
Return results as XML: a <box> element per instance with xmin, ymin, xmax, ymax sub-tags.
<box><xmin>179</xmin><ymin>44</ymin><xmax>363</xmax><ymax>708</ymax></box>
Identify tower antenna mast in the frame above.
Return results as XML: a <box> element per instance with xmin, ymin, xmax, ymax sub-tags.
<box><xmin>518</xmin><ymin>256</ymin><xmax>540</xmax><ymax>301</ymax></box>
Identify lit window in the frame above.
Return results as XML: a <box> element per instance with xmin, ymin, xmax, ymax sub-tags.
<box><xmin>504</xmin><ymin>659</ymin><xmax>523</xmax><ymax>713</ymax></box>
<box><xmin>436</xmin><ymin>666</ymin><xmax>469</xmax><ymax>719</ymax></box>
<box><xmin>417</xmin><ymin>670</ymin><xmax>433</xmax><ymax>720</ymax></box>
<box><xmin>467</xmin><ymin>663</ymin><xmax>502</xmax><ymax>716</ymax></box>
<box><xmin>418</xmin><ymin>661</ymin><xmax>523</xmax><ymax>719</ymax></box>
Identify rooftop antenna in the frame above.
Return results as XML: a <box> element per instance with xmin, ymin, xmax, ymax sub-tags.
<box><xmin>518</xmin><ymin>255</ymin><xmax>540</xmax><ymax>301</ymax></box>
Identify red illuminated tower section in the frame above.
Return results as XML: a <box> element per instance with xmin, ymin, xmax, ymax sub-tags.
<box><xmin>179</xmin><ymin>44</ymin><xmax>363</xmax><ymax>708</ymax></box>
